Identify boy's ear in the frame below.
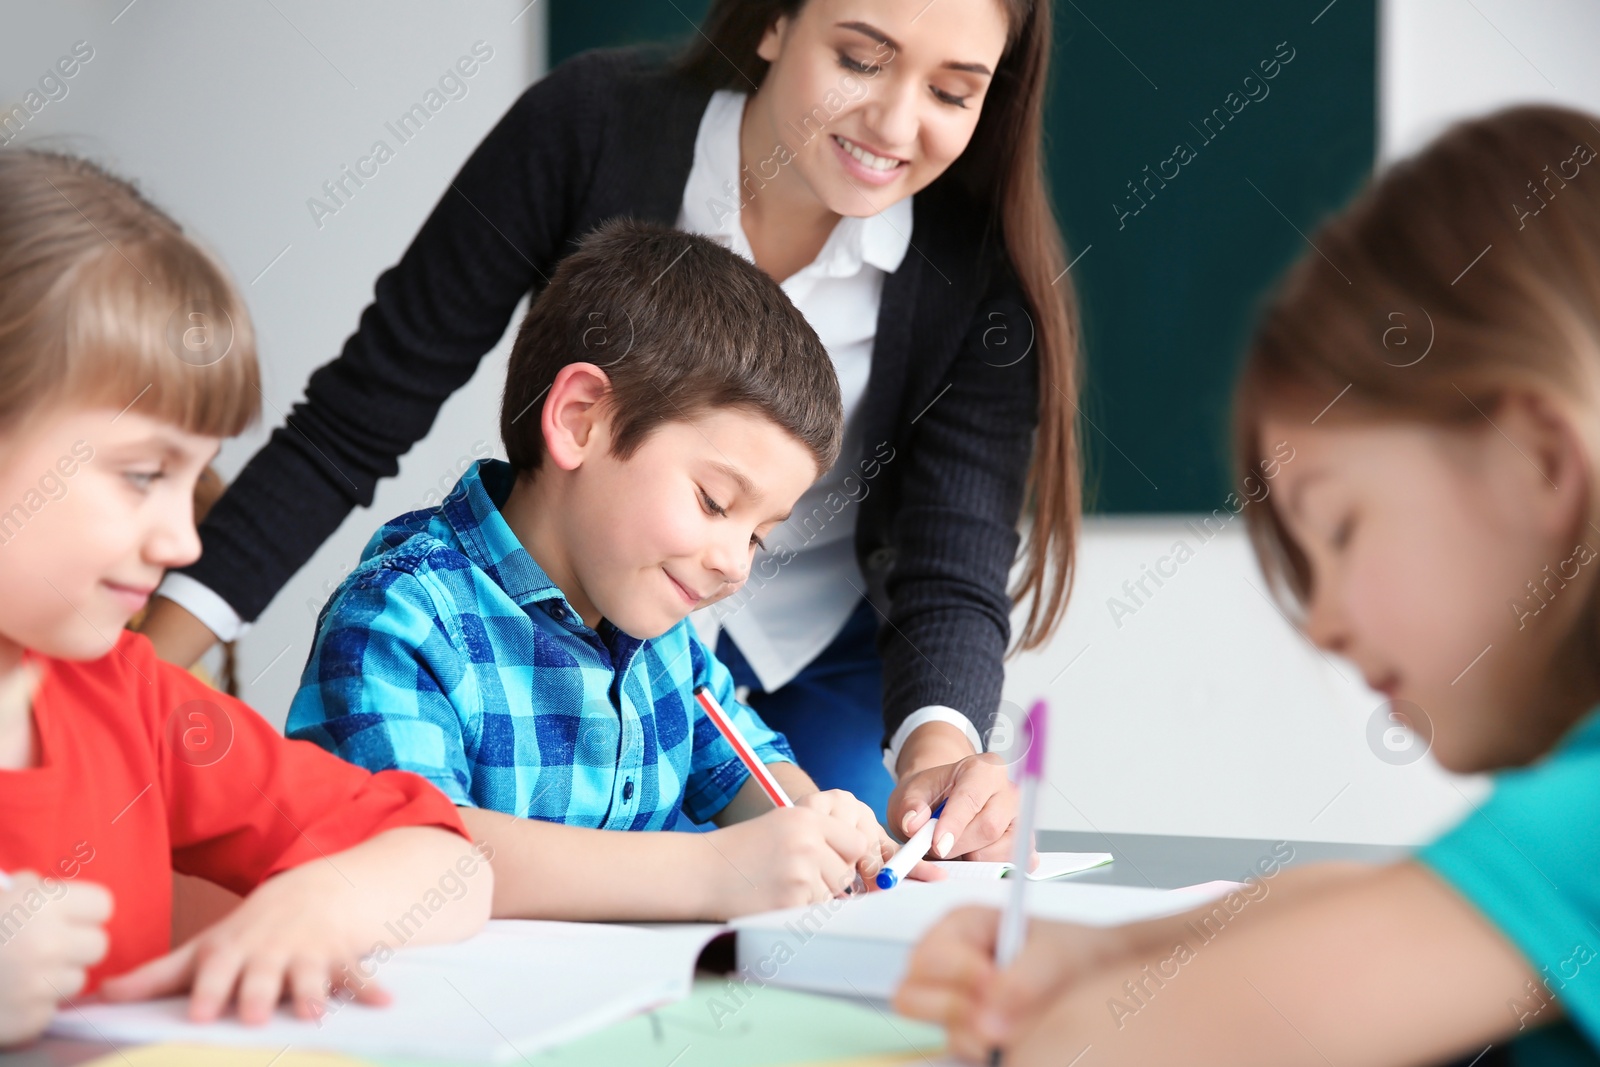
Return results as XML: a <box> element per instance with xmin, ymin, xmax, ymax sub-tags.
<box><xmin>541</xmin><ymin>363</ymin><xmax>612</xmax><ymax>471</ymax></box>
<box><xmin>1490</xmin><ymin>390</ymin><xmax>1591</xmax><ymax>542</ymax></box>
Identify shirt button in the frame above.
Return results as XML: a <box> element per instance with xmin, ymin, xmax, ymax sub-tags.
<box><xmin>622</xmin><ymin>779</ymin><xmax>634</xmax><ymax>801</ymax></box>
<box><xmin>547</xmin><ymin>603</ymin><xmax>566</xmax><ymax>619</ymax></box>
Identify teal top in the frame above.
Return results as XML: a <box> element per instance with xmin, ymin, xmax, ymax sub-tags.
<box><xmin>1417</xmin><ymin>706</ymin><xmax>1600</xmax><ymax>1065</ymax></box>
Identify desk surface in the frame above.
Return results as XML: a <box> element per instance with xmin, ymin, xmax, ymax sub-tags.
<box><xmin>1037</xmin><ymin>829</ymin><xmax>1407</xmax><ymax>888</ymax></box>
<box><xmin>1</xmin><ymin>833</ymin><xmax>1399</xmax><ymax>1067</ymax></box>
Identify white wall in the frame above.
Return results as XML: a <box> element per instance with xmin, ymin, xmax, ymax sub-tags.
<box><xmin>1380</xmin><ymin>0</ymin><xmax>1600</xmax><ymax>162</ymax></box>
<box><xmin>9</xmin><ymin>2</ymin><xmax>1589</xmax><ymax>847</ymax></box>
<box><xmin>1012</xmin><ymin>1</ymin><xmax>1600</xmax><ymax>846</ymax></box>
<box><xmin>1005</xmin><ymin>518</ymin><xmax>1486</xmax><ymax>846</ymax></box>
<box><xmin>3</xmin><ymin>1</ymin><xmax>544</xmax><ymax>719</ymax></box>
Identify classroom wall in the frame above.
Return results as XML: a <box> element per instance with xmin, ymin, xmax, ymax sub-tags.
<box><xmin>1007</xmin><ymin>0</ymin><xmax>1600</xmax><ymax>846</ymax></box>
<box><xmin>542</xmin><ymin>0</ymin><xmax>1473</xmax><ymax>845</ymax></box>
<box><xmin>1005</xmin><ymin>518</ymin><xmax>1488</xmax><ymax>846</ymax></box>
<box><xmin>551</xmin><ymin>1</ymin><xmax>1380</xmax><ymax>516</ymax></box>
<box><xmin>8</xmin><ymin>3</ymin><xmax>1599</xmax><ymax>847</ymax></box>
<box><xmin>1380</xmin><ymin>0</ymin><xmax>1600</xmax><ymax>163</ymax></box>
<box><xmin>2</xmin><ymin>2</ymin><xmax>545</xmax><ymax>719</ymax></box>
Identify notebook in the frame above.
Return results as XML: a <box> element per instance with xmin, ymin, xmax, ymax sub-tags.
<box><xmin>52</xmin><ymin>881</ymin><xmax>1235</xmax><ymax>1061</ymax></box>
<box><xmin>929</xmin><ymin>851</ymin><xmax>1113</xmax><ymax>881</ymax></box>
<box><xmin>50</xmin><ymin>920</ymin><xmax>729</xmax><ymax>1064</ymax></box>
<box><xmin>729</xmin><ymin>879</ymin><xmax>1237</xmax><ymax>1000</ymax></box>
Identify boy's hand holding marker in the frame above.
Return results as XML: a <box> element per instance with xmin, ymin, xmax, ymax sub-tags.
<box><xmin>702</xmin><ymin>804</ymin><xmax>873</xmax><ymax>915</ymax></box>
<box><xmin>694</xmin><ymin>687</ymin><xmax>933</xmax><ymax>911</ymax></box>
<box><xmin>791</xmin><ymin>789</ymin><xmax>892</xmax><ymax>889</ymax></box>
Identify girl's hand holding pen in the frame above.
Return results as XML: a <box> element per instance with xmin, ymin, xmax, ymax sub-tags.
<box><xmin>893</xmin><ymin>909</ymin><xmax>1126</xmax><ymax>1064</ymax></box>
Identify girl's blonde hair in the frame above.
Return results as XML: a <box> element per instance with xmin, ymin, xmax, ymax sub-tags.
<box><xmin>1235</xmin><ymin>105</ymin><xmax>1600</xmax><ymax>606</ymax></box>
<box><xmin>0</xmin><ymin>150</ymin><xmax>259</xmax><ymax>437</ymax></box>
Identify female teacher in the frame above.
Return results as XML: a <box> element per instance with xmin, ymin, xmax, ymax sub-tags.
<box><xmin>141</xmin><ymin>0</ymin><xmax>1081</xmax><ymax>862</ymax></box>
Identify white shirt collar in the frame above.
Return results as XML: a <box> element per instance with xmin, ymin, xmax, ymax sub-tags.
<box><xmin>680</xmin><ymin>89</ymin><xmax>913</xmax><ymax>278</ymax></box>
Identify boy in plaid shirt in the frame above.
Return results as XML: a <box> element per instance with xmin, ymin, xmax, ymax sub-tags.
<box><xmin>290</xmin><ymin>221</ymin><xmax>909</xmax><ymax>921</ymax></box>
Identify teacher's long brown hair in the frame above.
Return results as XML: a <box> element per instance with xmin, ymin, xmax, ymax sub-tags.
<box><xmin>678</xmin><ymin>0</ymin><xmax>1080</xmax><ymax>654</ymax></box>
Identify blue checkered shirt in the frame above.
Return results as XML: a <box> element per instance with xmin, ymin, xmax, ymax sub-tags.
<box><xmin>286</xmin><ymin>459</ymin><xmax>795</xmax><ymax>829</ymax></box>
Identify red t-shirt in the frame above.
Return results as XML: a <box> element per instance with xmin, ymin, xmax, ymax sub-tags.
<box><xmin>0</xmin><ymin>631</ymin><xmax>470</xmax><ymax>991</ymax></box>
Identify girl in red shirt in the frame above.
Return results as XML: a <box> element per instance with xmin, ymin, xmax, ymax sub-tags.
<box><xmin>0</xmin><ymin>150</ymin><xmax>492</xmax><ymax>1047</ymax></box>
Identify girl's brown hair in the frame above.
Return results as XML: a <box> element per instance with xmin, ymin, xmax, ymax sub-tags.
<box><xmin>0</xmin><ymin>150</ymin><xmax>260</xmax><ymax>439</ymax></box>
<box><xmin>677</xmin><ymin>0</ymin><xmax>1080</xmax><ymax>654</ymax></box>
<box><xmin>1235</xmin><ymin>105</ymin><xmax>1600</xmax><ymax>606</ymax></box>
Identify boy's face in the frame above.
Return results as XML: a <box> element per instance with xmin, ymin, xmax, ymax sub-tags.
<box><xmin>0</xmin><ymin>406</ymin><xmax>217</xmax><ymax>669</ymax></box>
<box><xmin>550</xmin><ymin>407</ymin><xmax>820</xmax><ymax>640</ymax></box>
<box><xmin>1263</xmin><ymin>409</ymin><xmax>1596</xmax><ymax>774</ymax></box>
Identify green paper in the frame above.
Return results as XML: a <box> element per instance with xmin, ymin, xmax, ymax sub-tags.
<box><xmin>375</xmin><ymin>976</ymin><xmax>945</xmax><ymax>1067</ymax></box>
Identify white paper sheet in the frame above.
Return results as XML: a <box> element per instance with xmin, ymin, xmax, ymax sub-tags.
<box><xmin>729</xmin><ymin>879</ymin><xmax>1238</xmax><ymax>998</ymax></box>
<box><xmin>928</xmin><ymin>851</ymin><xmax>1114</xmax><ymax>881</ymax></box>
<box><xmin>50</xmin><ymin>920</ymin><xmax>726</xmax><ymax>1064</ymax></box>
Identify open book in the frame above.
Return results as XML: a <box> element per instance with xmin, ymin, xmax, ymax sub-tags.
<box><xmin>52</xmin><ymin>880</ymin><xmax>1234</xmax><ymax>1061</ymax></box>
<box><xmin>51</xmin><ymin>920</ymin><xmax>729</xmax><ymax>1064</ymax></box>
<box><xmin>929</xmin><ymin>850</ymin><xmax>1112</xmax><ymax>881</ymax></box>
<box><xmin>729</xmin><ymin>878</ymin><xmax>1238</xmax><ymax>1000</ymax></box>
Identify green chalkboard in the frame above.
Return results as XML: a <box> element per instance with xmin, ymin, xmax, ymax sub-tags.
<box><xmin>551</xmin><ymin>1</ymin><xmax>1375</xmax><ymax>512</ymax></box>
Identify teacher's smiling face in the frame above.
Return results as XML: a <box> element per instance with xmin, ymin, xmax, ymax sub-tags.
<box><xmin>752</xmin><ymin>0</ymin><xmax>1011</xmax><ymax>217</ymax></box>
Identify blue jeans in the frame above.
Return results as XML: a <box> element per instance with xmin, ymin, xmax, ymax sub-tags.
<box><xmin>684</xmin><ymin>597</ymin><xmax>895</xmax><ymax>827</ymax></box>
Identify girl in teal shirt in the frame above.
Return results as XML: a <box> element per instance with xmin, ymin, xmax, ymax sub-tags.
<box><xmin>894</xmin><ymin>103</ymin><xmax>1600</xmax><ymax>1066</ymax></box>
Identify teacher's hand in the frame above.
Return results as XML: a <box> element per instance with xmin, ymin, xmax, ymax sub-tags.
<box><xmin>887</xmin><ymin>723</ymin><xmax>1031</xmax><ymax>863</ymax></box>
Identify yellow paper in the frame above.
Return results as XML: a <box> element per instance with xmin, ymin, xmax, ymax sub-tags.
<box><xmin>81</xmin><ymin>1044</ymin><xmax>374</xmax><ymax>1067</ymax></box>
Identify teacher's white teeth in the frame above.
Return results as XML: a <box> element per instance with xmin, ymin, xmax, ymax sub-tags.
<box><xmin>834</xmin><ymin>135</ymin><xmax>903</xmax><ymax>171</ymax></box>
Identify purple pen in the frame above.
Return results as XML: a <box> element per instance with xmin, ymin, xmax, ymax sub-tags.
<box><xmin>988</xmin><ymin>699</ymin><xmax>1046</xmax><ymax>1065</ymax></box>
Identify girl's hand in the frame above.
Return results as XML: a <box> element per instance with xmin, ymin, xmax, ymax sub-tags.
<box><xmin>100</xmin><ymin>863</ymin><xmax>388</xmax><ymax>1025</ymax></box>
<box><xmin>0</xmin><ymin>873</ymin><xmax>112</xmax><ymax>1048</ymax></box>
<box><xmin>793</xmin><ymin>789</ymin><xmax>943</xmax><ymax>888</ymax></box>
<box><xmin>889</xmin><ymin>751</ymin><xmax>1028</xmax><ymax>863</ymax></box>
<box><xmin>892</xmin><ymin>906</ymin><xmax>1128</xmax><ymax>1062</ymax></box>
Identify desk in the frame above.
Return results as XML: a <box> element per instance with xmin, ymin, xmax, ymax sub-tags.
<box><xmin>0</xmin><ymin>834</ymin><xmax>1399</xmax><ymax>1067</ymax></box>
<box><xmin>1037</xmin><ymin>829</ymin><xmax>1408</xmax><ymax>887</ymax></box>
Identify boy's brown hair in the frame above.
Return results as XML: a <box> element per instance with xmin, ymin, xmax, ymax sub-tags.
<box><xmin>1234</xmin><ymin>105</ymin><xmax>1600</xmax><ymax>607</ymax></box>
<box><xmin>499</xmin><ymin>219</ymin><xmax>842</xmax><ymax>477</ymax></box>
<box><xmin>0</xmin><ymin>150</ymin><xmax>260</xmax><ymax>438</ymax></box>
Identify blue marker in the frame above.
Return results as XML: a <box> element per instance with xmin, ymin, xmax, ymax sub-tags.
<box><xmin>876</xmin><ymin>800</ymin><xmax>947</xmax><ymax>890</ymax></box>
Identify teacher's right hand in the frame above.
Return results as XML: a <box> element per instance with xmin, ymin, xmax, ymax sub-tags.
<box><xmin>889</xmin><ymin>726</ymin><xmax>1031</xmax><ymax>864</ymax></box>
